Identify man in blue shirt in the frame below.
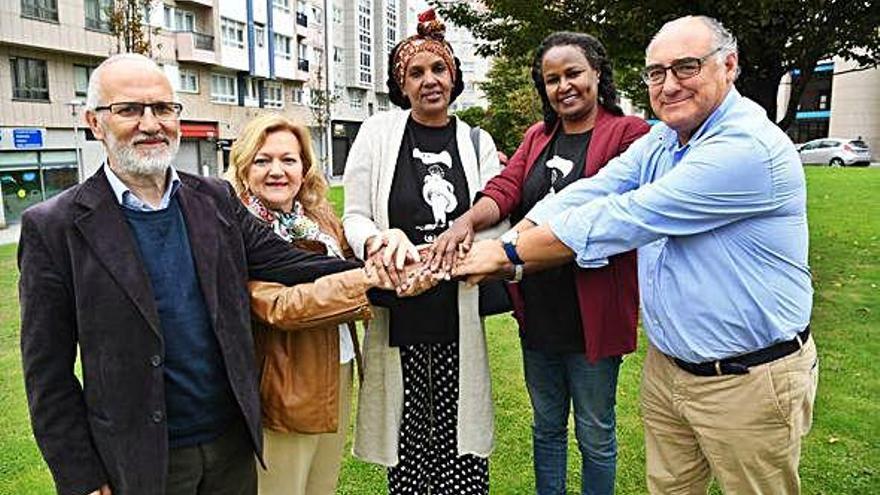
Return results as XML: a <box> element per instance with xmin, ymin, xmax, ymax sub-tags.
<box><xmin>456</xmin><ymin>16</ymin><xmax>818</xmax><ymax>494</ymax></box>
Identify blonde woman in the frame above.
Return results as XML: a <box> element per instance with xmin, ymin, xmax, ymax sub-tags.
<box><xmin>226</xmin><ymin>114</ymin><xmax>394</xmax><ymax>495</ymax></box>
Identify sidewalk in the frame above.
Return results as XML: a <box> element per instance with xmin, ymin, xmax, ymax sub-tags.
<box><xmin>0</xmin><ymin>223</ymin><xmax>21</xmax><ymax>246</ymax></box>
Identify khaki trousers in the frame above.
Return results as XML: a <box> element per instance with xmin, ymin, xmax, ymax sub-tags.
<box><xmin>258</xmin><ymin>362</ymin><xmax>353</xmax><ymax>495</ymax></box>
<box><xmin>641</xmin><ymin>337</ymin><xmax>818</xmax><ymax>495</ymax></box>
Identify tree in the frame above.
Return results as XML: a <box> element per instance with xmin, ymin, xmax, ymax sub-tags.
<box><xmin>455</xmin><ymin>105</ymin><xmax>487</xmax><ymax>129</ymax></box>
<box><xmin>108</xmin><ymin>0</ymin><xmax>161</xmax><ymax>56</ymax></box>
<box><xmin>468</xmin><ymin>56</ymin><xmax>543</xmax><ymax>155</ymax></box>
<box><xmin>434</xmin><ymin>0</ymin><xmax>880</xmax><ymax>130</ymax></box>
<box><xmin>308</xmin><ymin>58</ymin><xmax>339</xmax><ymax>176</ymax></box>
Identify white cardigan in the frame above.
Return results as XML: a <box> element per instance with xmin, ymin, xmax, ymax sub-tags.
<box><xmin>342</xmin><ymin>109</ymin><xmax>504</xmax><ymax>466</ymax></box>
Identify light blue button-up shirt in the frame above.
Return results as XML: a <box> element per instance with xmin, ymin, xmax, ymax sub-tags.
<box><xmin>527</xmin><ymin>88</ymin><xmax>812</xmax><ymax>363</ymax></box>
<box><xmin>104</xmin><ymin>164</ymin><xmax>182</xmax><ymax>211</ymax></box>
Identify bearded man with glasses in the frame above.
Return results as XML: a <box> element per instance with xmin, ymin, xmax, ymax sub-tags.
<box><xmin>455</xmin><ymin>15</ymin><xmax>817</xmax><ymax>494</ymax></box>
<box><xmin>18</xmin><ymin>53</ymin><xmax>355</xmax><ymax>495</ymax></box>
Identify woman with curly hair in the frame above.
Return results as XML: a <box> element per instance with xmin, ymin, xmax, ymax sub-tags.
<box><xmin>342</xmin><ymin>10</ymin><xmax>504</xmax><ymax>495</ymax></box>
<box><xmin>428</xmin><ymin>32</ymin><xmax>650</xmax><ymax>495</ymax></box>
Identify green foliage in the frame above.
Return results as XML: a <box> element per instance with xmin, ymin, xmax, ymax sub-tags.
<box><xmin>2</xmin><ymin>171</ymin><xmax>879</xmax><ymax>493</ymax></box>
<box><xmin>435</xmin><ymin>0</ymin><xmax>880</xmax><ymax>128</ymax></box>
<box><xmin>474</xmin><ymin>56</ymin><xmax>543</xmax><ymax>156</ymax></box>
<box><xmin>454</xmin><ymin>106</ymin><xmax>487</xmax><ymax>129</ymax></box>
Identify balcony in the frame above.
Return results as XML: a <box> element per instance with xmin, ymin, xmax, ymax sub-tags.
<box><xmin>298</xmin><ymin>58</ymin><xmax>309</xmax><ymax>72</ymax></box>
<box><xmin>174</xmin><ymin>0</ymin><xmax>214</xmax><ymax>7</ymax></box>
<box><xmin>296</xmin><ymin>12</ymin><xmax>308</xmax><ymax>27</ymax></box>
<box><xmin>176</xmin><ymin>31</ymin><xmax>216</xmax><ymax>64</ymax></box>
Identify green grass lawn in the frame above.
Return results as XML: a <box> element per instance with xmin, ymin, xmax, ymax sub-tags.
<box><xmin>1</xmin><ymin>168</ymin><xmax>878</xmax><ymax>494</ymax></box>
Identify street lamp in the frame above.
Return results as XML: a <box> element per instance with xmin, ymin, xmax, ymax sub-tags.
<box><xmin>67</xmin><ymin>99</ymin><xmax>85</xmax><ymax>183</ymax></box>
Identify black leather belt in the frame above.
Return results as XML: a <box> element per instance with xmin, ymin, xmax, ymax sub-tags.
<box><xmin>673</xmin><ymin>326</ymin><xmax>810</xmax><ymax>377</ymax></box>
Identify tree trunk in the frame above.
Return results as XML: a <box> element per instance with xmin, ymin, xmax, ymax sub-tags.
<box><xmin>777</xmin><ymin>65</ymin><xmax>816</xmax><ymax>132</ymax></box>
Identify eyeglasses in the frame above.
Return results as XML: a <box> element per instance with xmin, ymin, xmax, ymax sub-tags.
<box><xmin>93</xmin><ymin>102</ymin><xmax>183</xmax><ymax>121</ymax></box>
<box><xmin>641</xmin><ymin>45</ymin><xmax>728</xmax><ymax>86</ymax></box>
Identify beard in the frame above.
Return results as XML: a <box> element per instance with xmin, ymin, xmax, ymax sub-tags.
<box><xmin>102</xmin><ymin>124</ymin><xmax>181</xmax><ymax>177</ymax></box>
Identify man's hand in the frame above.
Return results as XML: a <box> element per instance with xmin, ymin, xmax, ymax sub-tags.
<box><xmin>86</xmin><ymin>485</ymin><xmax>112</xmax><ymax>495</ymax></box>
<box><xmin>451</xmin><ymin>239</ymin><xmax>511</xmax><ymax>285</ymax></box>
<box><xmin>427</xmin><ymin>214</ymin><xmax>474</xmax><ymax>274</ymax></box>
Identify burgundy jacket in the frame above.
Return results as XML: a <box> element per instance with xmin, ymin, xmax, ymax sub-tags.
<box><xmin>481</xmin><ymin>107</ymin><xmax>650</xmax><ymax>362</ymax></box>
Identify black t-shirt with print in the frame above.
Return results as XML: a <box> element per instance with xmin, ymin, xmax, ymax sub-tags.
<box><xmin>387</xmin><ymin>117</ymin><xmax>470</xmax><ymax>346</ymax></box>
<box><xmin>514</xmin><ymin>129</ymin><xmax>592</xmax><ymax>353</ymax></box>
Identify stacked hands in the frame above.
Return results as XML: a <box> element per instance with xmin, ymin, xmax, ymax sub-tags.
<box><xmin>364</xmin><ymin>218</ymin><xmax>511</xmax><ymax>297</ymax></box>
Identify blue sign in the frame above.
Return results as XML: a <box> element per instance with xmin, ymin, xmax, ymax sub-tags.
<box><xmin>13</xmin><ymin>129</ymin><xmax>43</xmax><ymax>149</ymax></box>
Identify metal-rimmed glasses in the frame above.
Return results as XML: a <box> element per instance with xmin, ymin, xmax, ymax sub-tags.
<box><xmin>93</xmin><ymin>101</ymin><xmax>183</xmax><ymax>121</ymax></box>
<box><xmin>641</xmin><ymin>44</ymin><xmax>729</xmax><ymax>86</ymax></box>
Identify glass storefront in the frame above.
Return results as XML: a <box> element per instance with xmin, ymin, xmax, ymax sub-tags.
<box><xmin>0</xmin><ymin>150</ymin><xmax>79</xmax><ymax>224</ymax></box>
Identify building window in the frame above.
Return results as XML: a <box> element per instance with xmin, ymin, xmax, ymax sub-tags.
<box><xmin>386</xmin><ymin>0</ymin><xmax>397</xmax><ymax>54</ymax></box>
<box><xmin>73</xmin><ymin>65</ymin><xmax>95</xmax><ymax>97</ymax></box>
<box><xmin>84</xmin><ymin>0</ymin><xmax>112</xmax><ymax>31</ymax></box>
<box><xmin>377</xmin><ymin>94</ymin><xmax>389</xmax><ymax>111</ymax></box>
<box><xmin>254</xmin><ymin>24</ymin><xmax>265</xmax><ymax>47</ymax></box>
<box><xmin>291</xmin><ymin>83</ymin><xmax>304</xmax><ymax>104</ymax></box>
<box><xmin>298</xmin><ymin>43</ymin><xmax>309</xmax><ymax>71</ymax></box>
<box><xmin>179</xmin><ymin>69</ymin><xmax>199</xmax><ymax>93</ymax></box>
<box><xmin>211</xmin><ymin>73</ymin><xmax>237</xmax><ymax>104</ymax></box>
<box><xmin>21</xmin><ymin>0</ymin><xmax>58</xmax><ymax>22</ymax></box>
<box><xmin>349</xmin><ymin>89</ymin><xmax>364</xmax><ymax>109</ymax></box>
<box><xmin>332</xmin><ymin>6</ymin><xmax>342</xmax><ymax>24</ymax></box>
<box><xmin>265</xmin><ymin>81</ymin><xmax>283</xmax><ymax>108</ymax></box>
<box><xmin>245</xmin><ymin>78</ymin><xmax>259</xmax><ymax>103</ymax></box>
<box><xmin>358</xmin><ymin>0</ymin><xmax>372</xmax><ymax>85</ymax></box>
<box><xmin>11</xmin><ymin>57</ymin><xmax>49</xmax><ymax>101</ymax></box>
<box><xmin>174</xmin><ymin>9</ymin><xmax>195</xmax><ymax>32</ymax></box>
<box><xmin>333</xmin><ymin>46</ymin><xmax>343</xmax><ymax>63</ymax></box>
<box><xmin>311</xmin><ymin>5</ymin><xmax>323</xmax><ymax>25</ymax></box>
<box><xmin>274</xmin><ymin>34</ymin><xmax>292</xmax><ymax>60</ymax></box>
<box><xmin>220</xmin><ymin>17</ymin><xmax>245</xmax><ymax>49</ymax></box>
<box><xmin>163</xmin><ymin>5</ymin><xmax>173</xmax><ymax>29</ymax></box>
<box><xmin>273</xmin><ymin>0</ymin><xmax>290</xmax><ymax>13</ymax></box>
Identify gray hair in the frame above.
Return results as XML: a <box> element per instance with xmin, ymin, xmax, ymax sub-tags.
<box><xmin>648</xmin><ymin>15</ymin><xmax>739</xmax><ymax>62</ymax></box>
<box><xmin>85</xmin><ymin>53</ymin><xmax>169</xmax><ymax>110</ymax></box>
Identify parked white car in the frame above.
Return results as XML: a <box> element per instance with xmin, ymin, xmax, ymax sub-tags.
<box><xmin>797</xmin><ymin>138</ymin><xmax>873</xmax><ymax>167</ymax></box>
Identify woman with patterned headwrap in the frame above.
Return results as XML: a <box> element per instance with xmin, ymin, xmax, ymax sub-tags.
<box><xmin>341</xmin><ymin>10</ymin><xmax>504</xmax><ymax>494</ymax></box>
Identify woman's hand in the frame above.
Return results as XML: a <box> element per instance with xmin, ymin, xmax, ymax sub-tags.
<box><xmin>395</xmin><ymin>261</ymin><xmax>442</xmax><ymax>297</ymax></box>
<box><xmin>365</xmin><ymin>229</ymin><xmax>421</xmax><ymax>291</ymax></box>
<box><xmin>427</xmin><ymin>214</ymin><xmax>474</xmax><ymax>275</ymax></box>
<box><xmin>364</xmin><ymin>257</ymin><xmax>395</xmax><ymax>290</ymax></box>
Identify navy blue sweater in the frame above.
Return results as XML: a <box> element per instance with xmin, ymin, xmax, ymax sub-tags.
<box><xmin>124</xmin><ymin>197</ymin><xmax>238</xmax><ymax>448</ymax></box>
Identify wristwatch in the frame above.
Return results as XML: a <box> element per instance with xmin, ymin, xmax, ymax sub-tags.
<box><xmin>500</xmin><ymin>230</ymin><xmax>524</xmax><ymax>283</ymax></box>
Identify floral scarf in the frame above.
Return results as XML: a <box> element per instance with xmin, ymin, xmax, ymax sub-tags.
<box><xmin>243</xmin><ymin>192</ymin><xmax>343</xmax><ymax>259</ymax></box>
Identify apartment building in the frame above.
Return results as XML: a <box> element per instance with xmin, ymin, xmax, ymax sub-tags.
<box><xmin>0</xmin><ymin>0</ymin><xmax>411</xmax><ymax>226</ymax></box>
<box><xmin>326</xmin><ymin>0</ymin><xmax>407</xmax><ymax>175</ymax></box>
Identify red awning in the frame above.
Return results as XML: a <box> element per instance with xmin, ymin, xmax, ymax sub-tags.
<box><xmin>180</xmin><ymin>122</ymin><xmax>218</xmax><ymax>139</ymax></box>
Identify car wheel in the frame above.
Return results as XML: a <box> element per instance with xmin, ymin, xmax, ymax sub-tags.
<box><xmin>830</xmin><ymin>158</ymin><xmax>844</xmax><ymax>167</ymax></box>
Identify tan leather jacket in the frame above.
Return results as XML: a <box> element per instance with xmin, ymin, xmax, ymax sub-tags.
<box><xmin>249</xmin><ymin>265</ymin><xmax>373</xmax><ymax>434</ymax></box>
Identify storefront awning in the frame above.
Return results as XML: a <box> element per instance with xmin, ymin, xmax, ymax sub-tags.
<box><xmin>180</xmin><ymin>122</ymin><xmax>219</xmax><ymax>139</ymax></box>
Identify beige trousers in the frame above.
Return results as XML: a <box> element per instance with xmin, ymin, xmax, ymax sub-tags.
<box><xmin>641</xmin><ymin>337</ymin><xmax>818</xmax><ymax>495</ymax></box>
<box><xmin>258</xmin><ymin>362</ymin><xmax>353</xmax><ymax>495</ymax></box>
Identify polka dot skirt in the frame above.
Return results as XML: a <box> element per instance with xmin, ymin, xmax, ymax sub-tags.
<box><xmin>388</xmin><ymin>341</ymin><xmax>489</xmax><ymax>494</ymax></box>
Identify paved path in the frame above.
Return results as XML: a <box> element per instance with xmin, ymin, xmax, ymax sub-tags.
<box><xmin>0</xmin><ymin>222</ymin><xmax>20</xmax><ymax>246</ymax></box>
